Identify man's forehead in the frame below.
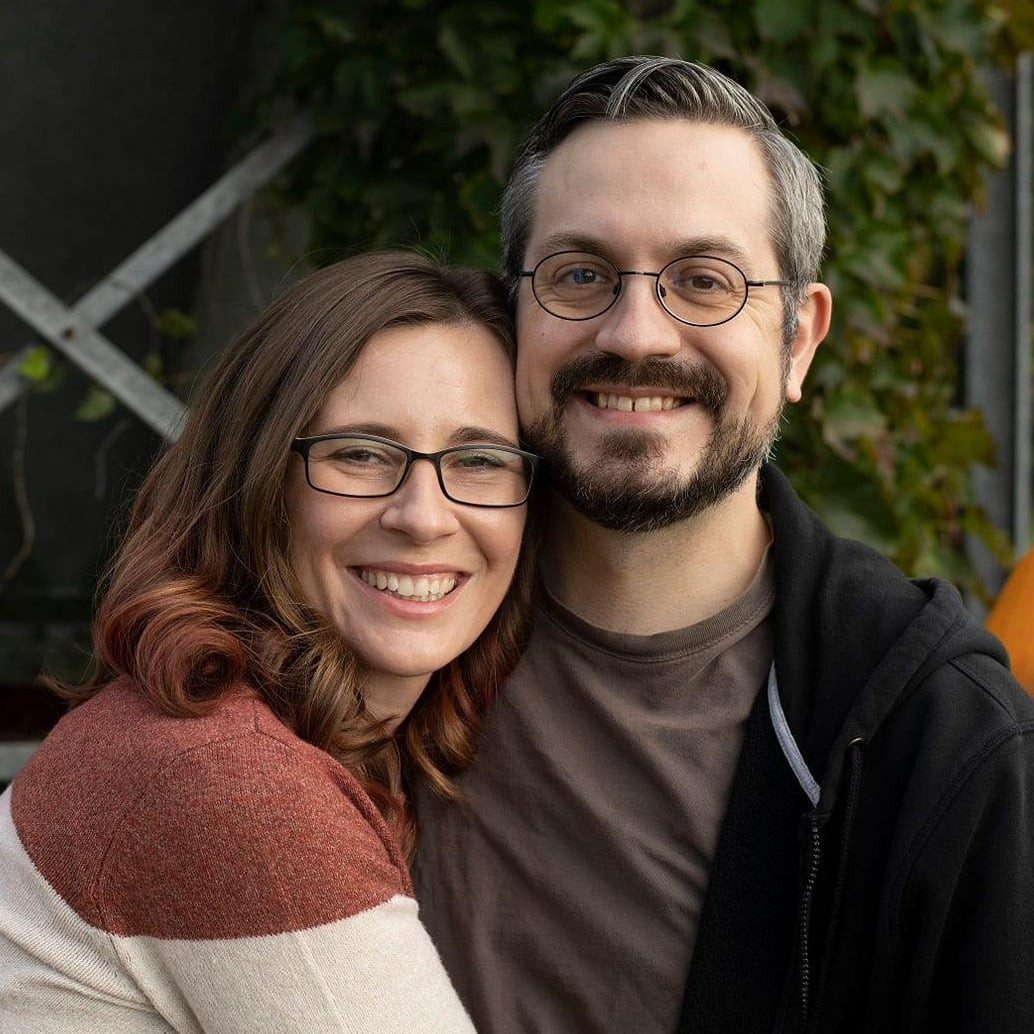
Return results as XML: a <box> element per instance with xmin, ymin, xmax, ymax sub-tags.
<box><xmin>538</xmin><ymin>117</ymin><xmax>765</xmax><ymax>178</ymax></box>
<box><xmin>525</xmin><ymin>119</ymin><xmax>775</xmax><ymax>267</ymax></box>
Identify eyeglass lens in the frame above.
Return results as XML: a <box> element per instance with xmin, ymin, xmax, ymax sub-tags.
<box><xmin>303</xmin><ymin>436</ymin><xmax>532</xmax><ymax>506</ymax></box>
<box><xmin>531</xmin><ymin>251</ymin><xmax>751</xmax><ymax>325</ymax></box>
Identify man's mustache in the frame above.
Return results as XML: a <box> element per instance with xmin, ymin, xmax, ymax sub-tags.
<box><xmin>549</xmin><ymin>353</ymin><xmax>728</xmax><ymax>419</ymax></box>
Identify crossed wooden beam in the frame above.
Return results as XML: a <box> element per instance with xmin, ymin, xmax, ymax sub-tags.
<box><xmin>0</xmin><ymin>115</ymin><xmax>313</xmax><ymax>441</ymax></box>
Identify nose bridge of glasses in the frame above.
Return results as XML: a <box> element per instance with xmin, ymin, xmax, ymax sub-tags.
<box><xmin>396</xmin><ymin>451</ymin><xmax>449</xmax><ymax>499</ymax></box>
<box><xmin>379</xmin><ymin>455</ymin><xmax>462</xmax><ymax>541</ymax></box>
<box><xmin>611</xmin><ymin>268</ymin><xmax>670</xmax><ymax>319</ymax></box>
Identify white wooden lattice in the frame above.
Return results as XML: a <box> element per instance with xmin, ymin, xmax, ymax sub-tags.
<box><xmin>0</xmin><ymin>115</ymin><xmax>313</xmax><ymax>440</ymax></box>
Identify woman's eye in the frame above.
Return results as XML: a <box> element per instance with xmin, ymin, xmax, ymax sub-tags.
<box><xmin>326</xmin><ymin>446</ymin><xmax>392</xmax><ymax>466</ymax></box>
<box><xmin>457</xmin><ymin>452</ymin><xmax>503</xmax><ymax>469</ymax></box>
<box><xmin>445</xmin><ymin>449</ymin><xmax>526</xmax><ymax>478</ymax></box>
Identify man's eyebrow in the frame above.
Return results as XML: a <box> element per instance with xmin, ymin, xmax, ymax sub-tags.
<box><xmin>531</xmin><ymin>232</ymin><xmax>755</xmax><ymax>271</ymax></box>
<box><xmin>302</xmin><ymin>422</ymin><xmax>520</xmax><ymax>449</ymax></box>
<box><xmin>533</xmin><ymin>231</ymin><xmax>613</xmax><ymax>257</ymax></box>
<box><xmin>666</xmin><ymin>235</ymin><xmax>755</xmax><ymax>270</ymax></box>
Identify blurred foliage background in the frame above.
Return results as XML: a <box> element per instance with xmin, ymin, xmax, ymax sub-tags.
<box><xmin>256</xmin><ymin>0</ymin><xmax>1034</xmax><ymax>596</ymax></box>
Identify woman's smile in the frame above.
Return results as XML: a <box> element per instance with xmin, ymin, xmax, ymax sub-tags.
<box><xmin>356</xmin><ymin>566</ymin><xmax>461</xmax><ymax>603</ymax></box>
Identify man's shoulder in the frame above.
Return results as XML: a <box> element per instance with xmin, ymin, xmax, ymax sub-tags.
<box><xmin>915</xmin><ymin>642</ymin><xmax>1034</xmax><ymax>744</ymax></box>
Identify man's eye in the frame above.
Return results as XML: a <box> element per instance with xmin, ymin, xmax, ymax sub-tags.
<box><xmin>568</xmin><ymin>267</ymin><xmax>598</xmax><ymax>285</ymax></box>
<box><xmin>688</xmin><ymin>275</ymin><xmax>719</xmax><ymax>291</ymax></box>
<box><xmin>553</xmin><ymin>262</ymin><xmax>612</xmax><ymax>288</ymax></box>
<box><xmin>668</xmin><ymin>264</ymin><xmax>735</xmax><ymax>294</ymax></box>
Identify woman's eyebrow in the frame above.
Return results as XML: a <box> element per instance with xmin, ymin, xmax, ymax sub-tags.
<box><xmin>449</xmin><ymin>427</ymin><xmax>521</xmax><ymax>448</ymax></box>
<box><xmin>306</xmin><ymin>421</ymin><xmax>397</xmax><ymax>438</ymax></box>
<box><xmin>303</xmin><ymin>423</ymin><xmax>520</xmax><ymax>449</ymax></box>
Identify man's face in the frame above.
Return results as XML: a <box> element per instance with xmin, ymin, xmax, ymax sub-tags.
<box><xmin>515</xmin><ymin>119</ymin><xmax>823</xmax><ymax>532</ymax></box>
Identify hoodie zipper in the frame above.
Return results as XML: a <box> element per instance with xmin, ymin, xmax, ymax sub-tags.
<box><xmin>798</xmin><ymin>813</ymin><xmax>822</xmax><ymax>1031</ymax></box>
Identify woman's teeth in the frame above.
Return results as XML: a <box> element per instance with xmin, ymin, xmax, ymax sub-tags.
<box><xmin>360</xmin><ymin>569</ymin><xmax>458</xmax><ymax>602</ymax></box>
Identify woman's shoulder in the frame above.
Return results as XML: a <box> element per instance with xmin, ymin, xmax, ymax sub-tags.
<box><xmin>9</xmin><ymin>679</ymin><xmax>410</xmax><ymax>940</ymax></box>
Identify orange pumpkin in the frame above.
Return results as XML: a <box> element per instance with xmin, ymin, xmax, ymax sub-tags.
<box><xmin>986</xmin><ymin>545</ymin><xmax>1034</xmax><ymax>697</ymax></box>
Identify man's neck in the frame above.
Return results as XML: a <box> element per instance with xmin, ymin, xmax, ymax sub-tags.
<box><xmin>541</xmin><ymin>474</ymin><xmax>771</xmax><ymax>635</ymax></box>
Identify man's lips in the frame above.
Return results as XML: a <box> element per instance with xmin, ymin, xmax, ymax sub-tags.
<box><xmin>551</xmin><ymin>354</ymin><xmax>727</xmax><ymax>420</ymax></box>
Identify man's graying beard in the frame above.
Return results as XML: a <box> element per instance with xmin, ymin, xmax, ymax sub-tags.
<box><xmin>523</xmin><ymin>354</ymin><xmax>783</xmax><ymax>533</ymax></box>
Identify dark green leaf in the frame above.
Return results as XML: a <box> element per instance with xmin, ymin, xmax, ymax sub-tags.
<box><xmin>855</xmin><ymin>62</ymin><xmax>917</xmax><ymax>119</ymax></box>
<box><xmin>75</xmin><ymin>385</ymin><xmax>117</xmax><ymax>422</ymax></box>
<box><xmin>18</xmin><ymin>345</ymin><xmax>53</xmax><ymax>383</ymax></box>
<box><xmin>753</xmin><ymin>0</ymin><xmax>816</xmax><ymax>44</ymax></box>
<box><xmin>154</xmin><ymin>308</ymin><xmax>198</xmax><ymax>341</ymax></box>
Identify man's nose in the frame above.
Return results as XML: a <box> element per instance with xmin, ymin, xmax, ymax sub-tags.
<box><xmin>591</xmin><ymin>273</ymin><xmax>683</xmax><ymax>361</ymax></box>
<box><xmin>378</xmin><ymin>460</ymin><xmax>461</xmax><ymax>543</ymax></box>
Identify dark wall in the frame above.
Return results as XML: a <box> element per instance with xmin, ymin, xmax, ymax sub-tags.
<box><xmin>0</xmin><ymin>0</ymin><xmax>259</xmax><ymax>694</ymax></box>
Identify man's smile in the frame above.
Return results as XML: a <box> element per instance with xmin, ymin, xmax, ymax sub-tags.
<box><xmin>586</xmin><ymin>392</ymin><xmax>686</xmax><ymax>412</ymax></box>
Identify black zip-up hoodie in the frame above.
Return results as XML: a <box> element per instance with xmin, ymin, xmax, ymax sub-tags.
<box><xmin>678</xmin><ymin>465</ymin><xmax>1034</xmax><ymax>1033</ymax></box>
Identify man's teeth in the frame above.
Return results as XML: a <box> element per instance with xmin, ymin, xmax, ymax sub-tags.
<box><xmin>593</xmin><ymin>393</ymin><xmax>681</xmax><ymax>412</ymax></box>
<box><xmin>360</xmin><ymin>570</ymin><xmax>458</xmax><ymax>601</ymax></box>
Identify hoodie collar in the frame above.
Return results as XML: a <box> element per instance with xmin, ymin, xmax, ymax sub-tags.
<box><xmin>759</xmin><ymin>463</ymin><xmax>1007</xmax><ymax>810</ymax></box>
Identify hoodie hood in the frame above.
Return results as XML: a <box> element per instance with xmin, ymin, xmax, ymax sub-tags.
<box><xmin>760</xmin><ymin>464</ymin><xmax>1009</xmax><ymax>814</ymax></box>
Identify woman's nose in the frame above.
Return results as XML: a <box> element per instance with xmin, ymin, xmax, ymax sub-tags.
<box><xmin>378</xmin><ymin>459</ymin><xmax>461</xmax><ymax>543</ymax></box>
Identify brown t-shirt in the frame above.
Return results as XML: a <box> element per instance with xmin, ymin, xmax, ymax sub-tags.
<box><xmin>413</xmin><ymin>550</ymin><xmax>775</xmax><ymax>1033</ymax></box>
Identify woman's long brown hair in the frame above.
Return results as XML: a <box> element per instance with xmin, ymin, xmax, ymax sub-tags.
<box><xmin>52</xmin><ymin>252</ymin><xmax>538</xmax><ymax>856</ymax></box>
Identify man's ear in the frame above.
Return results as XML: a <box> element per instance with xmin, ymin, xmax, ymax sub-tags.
<box><xmin>785</xmin><ymin>283</ymin><xmax>832</xmax><ymax>404</ymax></box>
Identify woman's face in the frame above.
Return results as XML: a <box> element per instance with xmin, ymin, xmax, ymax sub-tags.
<box><xmin>286</xmin><ymin>321</ymin><xmax>527</xmax><ymax>722</ymax></box>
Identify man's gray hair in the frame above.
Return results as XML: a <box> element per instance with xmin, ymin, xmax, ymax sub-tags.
<box><xmin>500</xmin><ymin>56</ymin><xmax>827</xmax><ymax>338</ymax></box>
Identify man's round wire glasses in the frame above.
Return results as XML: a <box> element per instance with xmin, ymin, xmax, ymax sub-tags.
<box><xmin>291</xmin><ymin>433</ymin><xmax>539</xmax><ymax>508</ymax></box>
<box><xmin>520</xmin><ymin>251</ymin><xmax>790</xmax><ymax>327</ymax></box>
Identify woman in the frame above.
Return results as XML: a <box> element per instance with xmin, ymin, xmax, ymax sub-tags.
<box><xmin>0</xmin><ymin>252</ymin><xmax>538</xmax><ymax>1032</ymax></box>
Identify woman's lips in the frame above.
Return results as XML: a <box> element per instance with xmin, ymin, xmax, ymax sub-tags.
<box><xmin>356</xmin><ymin>567</ymin><xmax>459</xmax><ymax>603</ymax></box>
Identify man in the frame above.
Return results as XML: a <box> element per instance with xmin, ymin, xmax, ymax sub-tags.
<box><xmin>413</xmin><ymin>57</ymin><xmax>1034</xmax><ymax>1033</ymax></box>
